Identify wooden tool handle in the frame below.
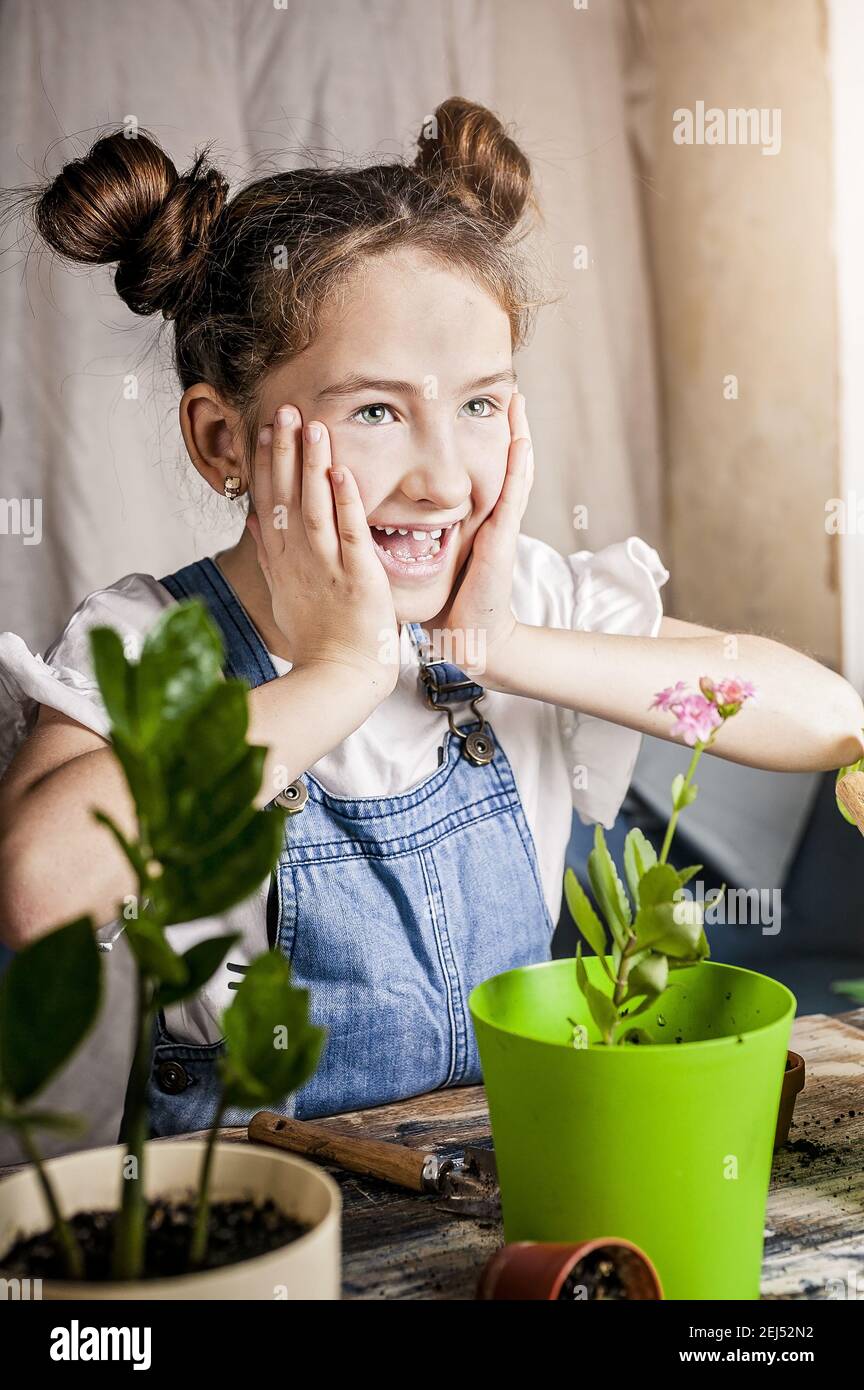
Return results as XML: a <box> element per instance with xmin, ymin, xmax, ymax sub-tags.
<box><xmin>837</xmin><ymin>771</ymin><xmax>864</xmax><ymax>836</ymax></box>
<box><xmin>248</xmin><ymin>1111</ymin><xmax>433</xmax><ymax>1192</ymax></box>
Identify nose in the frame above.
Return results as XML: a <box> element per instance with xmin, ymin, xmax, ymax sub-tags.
<box><xmin>398</xmin><ymin>421</ymin><xmax>471</xmax><ymax>513</ymax></box>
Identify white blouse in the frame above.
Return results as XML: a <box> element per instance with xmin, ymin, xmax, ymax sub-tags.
<box><xmin>0</xmin><ymin>532</ymin><xmax>668</xmax><ymax>1045</ymax></box>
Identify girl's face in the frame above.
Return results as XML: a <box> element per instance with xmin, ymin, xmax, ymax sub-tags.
<box><xmin>255</xmin><ymin>247</ymin><xmax>516</xmax><ymax>623</ymax></box>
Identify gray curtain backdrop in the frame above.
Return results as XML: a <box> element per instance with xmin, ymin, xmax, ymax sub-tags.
<box><xmin>0</xmin><ymin>0</ymin><xmax>663</xmax><ymax>1158</ymax></box>
<box><xmin>0</xmin><ymin>0</ymin><xmax>663</xmax><ymax>649</ymax></box>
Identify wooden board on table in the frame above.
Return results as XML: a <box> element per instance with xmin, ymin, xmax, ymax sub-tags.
<box><xmin>762</xmin><ymin>1009</ymin><xmax>864</xmax><ymax>1300</ymax></box>
<box><xmin>2</xmin><ymin>1010</ymin><xmax>862</xmax><ymax>1299</ymax></box>
<box><xmin>227</xmin><ymin>1085</ymin><xmax>501</xmax><ymax>1300</ymax></box>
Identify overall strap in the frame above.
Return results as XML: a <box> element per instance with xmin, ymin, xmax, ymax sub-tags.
<box><xmin>158</xmin><ymin>557</ymin><xmax>277</xmax><ymax>688</ymax></box>
<box><xmin>406</xmin><ymin>621</ymin><xmax>485</xmax><ymax>705</ymax></box>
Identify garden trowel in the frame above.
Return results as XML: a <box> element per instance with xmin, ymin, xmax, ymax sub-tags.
<box><xmin>247</xmin><ymin>1111</ymin><xmax>500</xmax><ymax>1219</ymax></box>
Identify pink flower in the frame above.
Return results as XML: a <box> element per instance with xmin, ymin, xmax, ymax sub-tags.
<box><xmin>667</xmin><ymin>693</ymin><xmax>723</xmax><ymax>746</ymax></box>
<box><xmin>713</xmin><ymin>678</ymin><xmax>757</xmax><ymax>710</ymax></box>
<box><xmin>651</xmin><ymin>681</ymin><xmax>688</xmax><ymax>712</ymax></box>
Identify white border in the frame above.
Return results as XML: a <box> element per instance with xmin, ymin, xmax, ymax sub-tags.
<box><xmin>829</xmin><ymin>0</ymin><xmax>864</xmax><ymax>688</ymax></box>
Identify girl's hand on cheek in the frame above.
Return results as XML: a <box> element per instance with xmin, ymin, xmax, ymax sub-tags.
<box><xmin>438</xmin><ymin>391</ymin><xmax>533</xmax><ymax>680</ymax></box>
<box><xmin>246</xmin><ymin>404</ymin><xmax>400</xmax><ymax>698</ymax></box>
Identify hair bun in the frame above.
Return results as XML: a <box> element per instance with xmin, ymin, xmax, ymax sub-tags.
<box><xmin>32</xmin><ymin>131</ymin><xmax>228</xmax><ymax>318</ymax></box>
<box><xmin>414</xmin><ymin>96</ymin><xmax>536</xmax><ymax>232</ymax></box>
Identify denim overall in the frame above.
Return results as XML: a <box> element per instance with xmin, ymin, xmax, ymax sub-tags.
<box><xmin>143</xmin><ymin>557</ymin><xmax>554</xmax><ymax>1135</ymax></box>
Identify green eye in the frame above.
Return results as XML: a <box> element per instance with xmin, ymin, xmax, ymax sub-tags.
<box><xmin>462</xmin><ymin>398</ymin><xmax>496</xmax><ymax>418</ymax></box>
<box><xmin>352</xmin><ymin>404</ymin><xmax>394</xmax><ymax>426</ymax></box>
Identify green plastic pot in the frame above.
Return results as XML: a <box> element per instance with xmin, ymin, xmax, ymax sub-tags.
<box><xmin>470</xmin><ymin>957</ymin><xmax>795</xmax><ymax>1301</ymax></box>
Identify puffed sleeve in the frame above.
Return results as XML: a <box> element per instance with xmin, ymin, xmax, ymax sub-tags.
<box><xmin>512</xmin><ymin>533</ymin><xmax>670</xmax><ymax>829</ymax></box>
<box><xmin>0</xmin><ymin>574</ymin><xmax>174</xmax><ymax>777</ymax></box>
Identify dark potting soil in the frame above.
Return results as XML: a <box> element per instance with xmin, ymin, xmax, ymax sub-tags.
<box><xmin>557</xmin><ymin>1249</ymin><xmax>629</xmax><ymax>1300</ymax></box>
<box><xmin>1</xmin><ymin>1197</ymin><xmax>307</xmax><ymax>1282</ymax></box>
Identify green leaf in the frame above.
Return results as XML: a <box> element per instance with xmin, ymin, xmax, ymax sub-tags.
<box><xmin>0</xmin><ymin>918</ymin><xmax>102</xmax><ymax>1103</ymax></box>
<box><xmin>671</xmin><ymin>773</ymin><xmax>698</xmax><ymax>809</ymax></box>
<box><xmin>637</xmin><ymin>863</ymin><xmax>682</xmax><ymax>909</ymax></box>
<box><xmin>157</xmin><ymin>746</ymin><xmax>267</xmax><ymax>861</ymax></box>
<box><xmin>154</xmin><ymin>808</ymin><xmax>285</xmax><ymax>925</ymax></box>
<box><xmin>124</xmin><ymin>916</ymin><xmax>187</xmax><ymax>985</ymax></box>
<box><xmin>134</xmin><ymin>602</ymin><xmax>226</xmax><ymax>753</ymax></box>
<box><xmin>667</xmin><ymin>926</ymin><xmax>712</xmax><ymax>971</ymax></box>
<box><xmin>636</xmin><ymin>897</ymin><xmax>704</xmax><ymax>958</ymax></box>
<box><xmin>623</xmin><ymin>828</ymin><xmax>658</xmax><ymax>907</ymax></box>
<box><xmin>220</xmin><ymin>954</ymin><xmax>325</xmax><ymax>1109</ymax></box>
<box><xmin>165</xmin><ymin>681</ymin><xmax>252</xmax><ymax>797</ymax></box>
<box><xmin>831</xmin><ymin>977</ymin><xmax>864</xmax><ymax>1002</ymax></box>
<box><xmin>563</xmin><ymin>869</ymin><xmax>611</xmax><ymax>978</ymax></box>
<box><xmin>618</xmin><ymin>991</ymin><xmax>662</xmax><ymax>1024</ymax></box>
<box><xmin>676</xmin><ymin>864</ymin><xmax>703</xmax><ymax>886</ymax></box>
<box><xmin>575</xmin><ymin>944</ymin><xmax>619</xmax><ymax>1039</ymax></box>
<box><xmin>92</xmin><ymin>810</ymin><xmax>151</xmax><ymax>882</ymax></box>
<box><xmin>155</xmin><ymin>934</ymin><xmax>241</xmax><ymax>1008</ymax></box>
<box><xmin>627</xmin><ymin>951</ymin><xmax>669</xmax><ymax>1000</ymax></box>
<box><xmin>587</xmin><ymin>825</ymin><xmax>631</xmax><ymax>947</ymax></box>
<box><xmin>90</xmin><ymin>627</ymin><xmax>135</xmax><ymax>742</ymax></box>
<box><xmin>109</xmin><ymin>732</ymin><xmax>167</xmax><ymax>832</ymax></box>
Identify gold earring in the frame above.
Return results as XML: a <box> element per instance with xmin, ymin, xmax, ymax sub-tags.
<box><xmin>224</xmin><ymin>476</ymin><xmax>242</xmax><ymax>501</ymax></box>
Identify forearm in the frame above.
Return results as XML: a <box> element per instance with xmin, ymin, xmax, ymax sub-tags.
<box><xmin>486</xmin><ymin>623</ymin><xmax>864</xmax><ymax>772</ymax></box>
<box><xmin>247</xmin><ymin>659</ymin><xmax>384</xmax><ymax>806</ymax></box>
<box><xmin>0</xmin><ymin>663</ymin><xmax>381</xmax><ymax>946</ymax></box>
<box><xmin>0</xmin><ymin>747</ymin><xmax>141</xmax><ymax>945</ymax></box>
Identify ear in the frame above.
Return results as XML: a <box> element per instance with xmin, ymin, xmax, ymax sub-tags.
<box><xmin>179</xmin><ymin>384</ymin><xmax>247</xmax><ymax>498</ymax></box>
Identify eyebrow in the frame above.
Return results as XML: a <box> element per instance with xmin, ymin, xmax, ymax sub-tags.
<box><xmin>313</xmin><ymin>369</ymin><xmax>518</xmax><ymax>401</ymax></box>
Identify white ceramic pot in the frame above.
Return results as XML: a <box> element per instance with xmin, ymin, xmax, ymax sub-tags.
<box><xmin>0</xmin><ymin>1140</ymin><xmax>341</xmax><ymax>1299</ymax></box>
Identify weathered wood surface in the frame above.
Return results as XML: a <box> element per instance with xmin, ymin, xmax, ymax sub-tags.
<box><xmin>3</xmin><ymin>1009</ymin><xmax>863</xmax><ymax>1299</ymax></box>
<box><xmin>222</xmin><ymin>1085</ymin><xmax>500</xmax><ymax>1300</ymax></box>
<box><xmin>762</xmin><ymin>1008</ymin><xmax>864</xmax><ymax>1300</ymax></box>
<box><xmin>138</xmin><ymin>1006</ymin><xmax>864</xmax><ymax>1300</ymax></box>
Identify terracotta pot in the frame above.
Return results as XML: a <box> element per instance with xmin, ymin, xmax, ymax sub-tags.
<box><xmin>774</xmin><ymin>1050</ymin><xmax>806</xmax><ymax>1151</ymax></box>
<box><xmin>0</xmin><ymin>1140</ymin><xmax>341</xmax><ymax>1299</ymax></box>
<box><xmin>477</xmin><ymin>1238</ymin><xmax>663</xmax><ymax>1300</ymax></box>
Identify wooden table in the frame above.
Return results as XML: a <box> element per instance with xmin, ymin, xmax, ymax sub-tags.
<box><xmin>3</xmin><ymin>1009</ymin><xmax>863</xmax><ymax>1299</ymax></box>
<box><xmin>188</xmin><ymin>1007</ymin><xmax>864</xmax><ymax>1300</ymax></box>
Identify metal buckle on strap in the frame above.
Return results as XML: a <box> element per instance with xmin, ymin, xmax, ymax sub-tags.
<box><xmin>417</xmin><ymin>658</ymin><xmax>495</xmax><ymax>767</ymax></box>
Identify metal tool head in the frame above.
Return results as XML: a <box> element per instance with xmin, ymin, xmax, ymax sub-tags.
<box><xmin>434</xmin><ymin>1145</ymin><xmax>500</xmax><ymax>1220</ymax></box>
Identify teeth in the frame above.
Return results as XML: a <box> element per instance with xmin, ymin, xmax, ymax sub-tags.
<box><xmin>370</xmin><ymin>521</ymin><xmax>458</xmax><ymax>533</ymax></box>
<box><xmin>430</xmin><ymin>539</ymin><xmax>441</xmax><ymax>554</ymax></box>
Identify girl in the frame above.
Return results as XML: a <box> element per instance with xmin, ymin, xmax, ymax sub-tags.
<box><xmin>0</xmin><ymin>98</ymin><xmax>861</xmax><ymax>1136</ymax></box>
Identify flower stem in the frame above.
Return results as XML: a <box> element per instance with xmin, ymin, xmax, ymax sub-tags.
<box><xmin>18</xmin><ymin>1125</ymin><xmax>84</xmax><ymax>1281</ymax></box>
<box><xmin>659</xmin><ymin>744</ymin><xmax>705</xmax><ymax>865</ymax></box>
<box><xmin>111</xmin><ymin>971</ymin><xmax>154</xmax><ymax>1281</ymax></box>
<box><xmin>189</xmin><ymin>1095</ymin><xmax>227</xmax><ymax>1269</ymax></box>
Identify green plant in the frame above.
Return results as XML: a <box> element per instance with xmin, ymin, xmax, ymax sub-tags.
<box><xmin>0</xmin><ymin>918</ymin><xmax>102</xmax><ymax>1277</ymax></box>
<box><xmin>564</xmin><ymin>676</ymin><xmax>756</xmax><ymax>1046</ymax></box>
<box><xmin>0</xmin><ymin>599</ymin><xmax>325</xmax><ymax>1282</ymax></box>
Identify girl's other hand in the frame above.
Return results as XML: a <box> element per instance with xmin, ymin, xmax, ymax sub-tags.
<box><xmin>437</xmin><ymin>390</ymin><xmax>533</xmax><ymax>677</ymax></box>
<box><xmin>246</xmin><ymin>405</ymin><xmax>400</xmax><ymax>698</ymax></box>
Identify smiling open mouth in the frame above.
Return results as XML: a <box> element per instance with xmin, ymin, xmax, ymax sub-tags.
<box><xmin>368</xmin><ymin>519</ymin><xmax>460</xmax><ymax>577</ymax></box>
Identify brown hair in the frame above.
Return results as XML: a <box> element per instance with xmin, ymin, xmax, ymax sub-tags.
<box><xmin>16</xmin><ymin>97</ymin><xmax>544</xmax><ymax>462</ymax></box>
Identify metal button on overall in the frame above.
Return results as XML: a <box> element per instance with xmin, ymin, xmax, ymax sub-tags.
<box><xmin>273</xmin><ymin>780</ymin><xmax>308</xmax><ymax>813</ymax></box>
<box><xmin>155</xmin><ymin>1060</ymin><xmax>190</xmax><ymax>1094</ymax></box>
